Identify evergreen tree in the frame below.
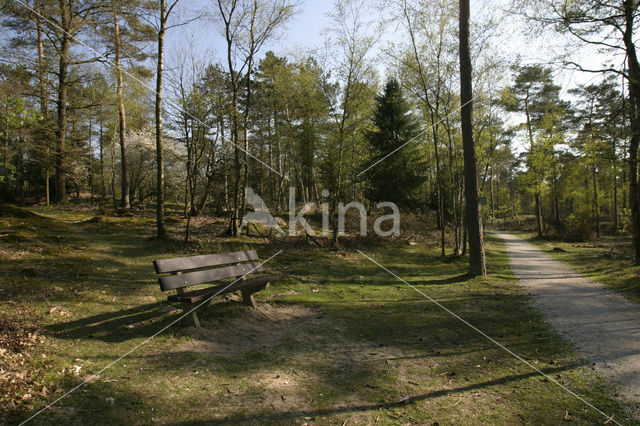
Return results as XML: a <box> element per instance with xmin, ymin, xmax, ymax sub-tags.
<box><xmin>365</xmin><ymin>78</ymin><xmax>425</xmax><ymax>209</ymax></box>
<box><xmin>505</xmin><ymin>65</ymin><xmax>567</xmax><ymax>238</ymax></box>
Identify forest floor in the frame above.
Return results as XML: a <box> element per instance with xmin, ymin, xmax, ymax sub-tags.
<box><xmin>496</xmin><ymin>232</ymin><xmax>640</xmax><ymax>404</ymax></box>
<box><xmin>1</xmin><ymin>204</ymin><xmax>638</xmax><ymax>425</ymax></box>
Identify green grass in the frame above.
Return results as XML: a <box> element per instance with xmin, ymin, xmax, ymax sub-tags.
<box><xmin>516</xmin><ymin>231</ymin><xmax>640</xmax><ymax>303</ymax></box>
<box><xmin>1</xmin><ymin>205</ymin><xmax>637</xmax><ymax>424</ymax></box>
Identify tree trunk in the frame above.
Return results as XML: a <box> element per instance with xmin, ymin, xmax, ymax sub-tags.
<box><xmin>110</xmin><ymin>129</ymin><xmax>117</xmax><ymax>210</ymax></box>
<box><xmin>268</xmin><ymin>116</ymin><xmax>275</xmax><ymax>205</ymax></box>
<box><xmin>593</xmin><ymin>165</ymin><xmax>600</xmax><ymax>238</ymax></box>
<box><xmin>239</xmin><ymin>47</ymin><xmax>253</xmax><ymax>228</ymax></box>
<box><xmin>489</xmin><ymin>165</ymin><xmax>495</xmax><ymax>220</ymax></box>
<box><xmin>113</xmin><ymin>5</ymin><xmax>130</xmax><ymax>210</ymax></box>
<box><xmin>430</xmin><ymin>121</ymin><xmax>445</xmax><ymax>255</ymax></box>
<box><xmin>623</xmin><ymin>0</ymin><xmax>640</xmax><ymax>262</ymax></box>
<box><xmin>628</xmin><ymin>106</ymin><xmax>640</xmax><ymax>260</ymax></box>
<box><xmin>259</xmin><ymin>131</ymin><xmax>264</xmax><ymax>196</ymax></box>
<box><xmin>456</xmin><ymin>176</ymin><xmax>464</xmax><ymax>254</ymax></box>
<box><xmin>438</xmin><ymin>185</ymin><xmax>445</xmax><ymax>256</ymax></box>
<box><xmin>534</xmin><ymin>192</ymin><xmax>543</xmax><ymax>237</ymax></box>
<box><xmin>276</xmin><ymin>112</ymin><xmax>284</xmax><ymax>211</ymax></box>
<box><xmin>182</xmin><ymin>108</ymin><xmax>191</xmax><ymax>217</ymax></box>
<box><xmin>614</xmin><ymin>173</ymin><xmax>618</xmax><ymax>234</ymax></box>
<box><xmin>453</xmin><ymin>177</ymin><xmax>460</xmax><ymax>255</ymax></box>
<box><xmin>462</xmin><ymin>217</ymin><xmax>467</xmax><ymax>256</ymax></box>
<box><xmin>459</xmin><ymin>0</ymin><xmax>486</xmax><ymax>276</ymax></box>
<box><xmin>88</xmin><ymin>116</ymin><xmax>94</xmax><ymax>204</ymax></box>
<box><xmin>223</xmin><ymin>5</ymin><xmax>240</xmax><ymax>236</ymax></box>
<box><xmin>155</xmin><ymin>0</ymin><xmax>167</xmax><ymax>238</ymax></box>
<box><xmin>623</xmin><ymin>168</ymin><xmax>628</xmax><ymax>210</ymax></box>
<box><xmin>54</xmin><ymin>3</ymin><xmax>70</xmax><ymax>203</ymax></box>
<box><xmin>3</xmin><ymin>101</ymin><xmax>9</xmax><ymax>201</ymax></box>
<box><xmin>36</xmin><ymin>0</ymin><xmax>49</xmax><ymax>206</ymax></box>
<box><xmin>99</xmin><ymin>115</ymin><xmax>106</xmax><ymax>200</ymax></box>
<box><xmin>18</xmin><ymin>128</ymin><xmax>24</xmax><ymax>205</ymax></box>
<box><xmin>553</xmin><ymin>171</ymin><xmax>560</xmax><ymax>227</ymax></box>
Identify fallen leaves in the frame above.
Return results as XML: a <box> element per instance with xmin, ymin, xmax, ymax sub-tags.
<box><xmin>48</xmin><ymin>306</ymin><xmax>69</xmax><ymax>316</ymax></box>
<box><xmin>0</xmin><ymin>318</ymin><xmax>48</xmax><ymax>411</ymax></box>
<box><xmin>60</xmin><ymin>364</ymin><xmax>82</xmax><ymax>377</ymax></box>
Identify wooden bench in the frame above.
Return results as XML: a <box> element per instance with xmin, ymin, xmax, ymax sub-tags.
<box><xmin>153</xmin><ymin>250</ymin><xmax>285</xmax><ymax>328</ymax></box>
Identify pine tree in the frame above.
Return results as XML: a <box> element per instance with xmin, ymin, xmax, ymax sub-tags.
<box><xmin>365</xmin><ymin>78</ymin><xmax>425</xmax><ymax>209</ymax></box>
<box><xmin>459</xmin><ymin>0</ymin><xmax>486</xmax><ymax>276</ymax></box>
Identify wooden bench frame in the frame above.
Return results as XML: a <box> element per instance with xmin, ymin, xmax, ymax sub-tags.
<box><xmin>153</xmin><ymin>250</ymin><xmax>285</xmax><ymax>328</ymax></box>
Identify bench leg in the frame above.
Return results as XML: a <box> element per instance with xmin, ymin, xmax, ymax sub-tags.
<box><xmin>241</xmin><ymin>289</ymin><xmax>257</xmax><ymax>308</ymax></box>
<box><xmin>190</xmin><ymin>310</ymin><xmax>201</xmax><ymax>328</ymax></box>
<box><xmin>182</xmin><ymin>304</ymin><xmax>200</xmax><ymax>328</ymax></box>
<box><xmin>205</xmin><ymin>294</ymin><xmax>217</xmax><ymax>308</ymax></box>
<box><xmin>240</xmin><ymin>282</ymin><xmax>269</xmax><ymax>308</ymax></box>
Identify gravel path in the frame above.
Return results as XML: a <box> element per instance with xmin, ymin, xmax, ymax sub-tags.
<box><xmin>495</xmin><ymin>232</ymin><xmax>640</xmax><ymax>402</ymax></box>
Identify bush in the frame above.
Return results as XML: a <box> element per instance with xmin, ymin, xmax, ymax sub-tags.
<box><xmin>493</xmin><ymin>215</ymin><xmax>537</xmax><ymax>232</ymax></box>
<box><xmin>620</xmin><ymin>208</ymin><xmax>632</xmax><ymax>233</ymax></box>
<box><xmin>563</xmin><ymin>213</ymin><xmax>592</xmax><ymax>242</ymax></box>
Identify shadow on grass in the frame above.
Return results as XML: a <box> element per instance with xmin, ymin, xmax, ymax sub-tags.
<box><xmin>43</xmin><ymin>298</ymin><xmax>251</xmax><ymax>343</ymax></box>
<box><xmin>169</xmin><ymin>365</ymin><xmax>576</xmax><ymax>425</ymax></box>
<box><xmin>4</xmin><ymin>374</ymin><xmax>149</xmax><ymax>425</ymax></box>
<box><xmin>420</xmin><ymin>273</ymin><xmax>469</xmax><ymax>285</ymax></box>
<box><xmin>44</xmin><ymin>301</ymin><xmax>177</xmax><ymax>343</ymax></box>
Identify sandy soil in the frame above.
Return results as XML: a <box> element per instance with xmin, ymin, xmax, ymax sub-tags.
<box><xmin>495</xmin><ymin>232</ymin><xmax>640</xmax><ymax>402</ymax></box>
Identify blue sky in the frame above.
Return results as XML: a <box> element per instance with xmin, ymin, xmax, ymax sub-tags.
<box><xmin>166</xmin><ymin>0</ymin><xmax>335</xmax><ymax>67</ymax></box>
<box><xmin>162</xmin><ymin>0</ymin><xmax>610</xmax><ymax>92</ymax></box>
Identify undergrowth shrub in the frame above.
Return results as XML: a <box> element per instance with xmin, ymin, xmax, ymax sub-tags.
<box><xmin>563</xmin><ymin>213</ymin><xmax>592</xmax><ymax>242</ymax></box>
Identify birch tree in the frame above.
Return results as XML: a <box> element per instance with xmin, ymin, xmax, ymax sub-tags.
<box><xmin>213</xmin><ymin>0</ymin><xmax>297</xmax><ymax>236</ymax></box>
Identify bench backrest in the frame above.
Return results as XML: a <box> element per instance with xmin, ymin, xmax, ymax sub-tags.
<box><xmin>153</xmin><ymin>250</ymin><xmax>262</xmax><ymax>292</ymax></box>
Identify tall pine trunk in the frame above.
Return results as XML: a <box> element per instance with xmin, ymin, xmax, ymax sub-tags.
<box><xmin>623</xmin><ymin>0</ymin><xmax>640</xmax><ymax>263</ymax></box>
<box><xmin>54</xmin><ymin>1</ymin><xmax>70</xmax><ymax>203</ymax></box>
<box><xmin>36</xmin><ymin>0</ymin><xmax>49</xmax><ymax>205</ymax></box>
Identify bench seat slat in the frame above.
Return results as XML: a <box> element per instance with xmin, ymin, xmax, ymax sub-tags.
<box><xmin>153</xmin><ymin>250</ymin><xmax>259</xmax><ymax>274</ymax></box>
<box><xmin>167</xmin><ymin>274</ymin><xmax>286</xmax><ymax>303</ymax></box>
<box><xmin>158</xmin><ymin>261</ymin><xmax>264</xmax><ymax>291</ymax></box>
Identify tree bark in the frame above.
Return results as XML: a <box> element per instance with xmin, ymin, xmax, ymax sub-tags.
<box><xmin>99</xmin><ymin>114</ymin><xmax>105</xmax><ymax>200</ymax></box>
<box><xmin>3</xmin><ymin>100</ymin><xmax>9</xmax><ymax>201</ymax></box>
<box><xmin>155</xmin><ymin>0</ymin><xmax>168</xmax><ymax>238</ymax></box>
<box><xmin>240</xmin><ymin>8</ymin><xmax>257</xmax><ymax>228</ymax></box>
<box><xmin>613</xmin><ymin>173</ymin><xmax>618</xmax><ymax>233</ymax></box>
<box><xmin>18</xmin><ymin>128</ymin><xmax>24</xmax><ymax>204</ymax></box>
<box><xmin>36</xmin><ymin>0</ymin><xmax>49</xmax><ymax>205</ymax></box>
<box><xmin>113</xmin><ymin>4</ymin><xmax>130</xmax><ymax>210</ymax></box>
<box><xmin>88</xmin><ymin>116</ymin><xmax>94</xmax><ymax>203</ymax></box>
<box><xmin>535</xmin><ymin>192</ymin><xmax>543</xmax><ymax>237</ymax></box>
<box><xmin>219</xmin><ymin>0</ymin><xmax>240</xmax><ymax>236</ymax></box>
<box><xmin>54</xmin><ymin>0</ymin><xmax>70</xmax><ymax>203</ymax></box>
<box><xmin>434</xmin><ymin>137</ymin><xmax>445</xmax><ymax>256</ymax></box>
<box><xmin>489</xmin><ymin>165</ymin><xmax>495</xmax><ymax>220</ymax></box>
<box><xmin>110</xmin><ymin>129</ymin><xmax>117</xmax><ymax>210</ymax></box>
<box><xmin>459</xmin><ymin>0</ymin><xmax>486</xmax><ymax>276</ymax></box>
<box><xmin>593</xmin><ymin>165</ymin><xmax>600</xmax><ymax>237</ymax></box>
<box><xmin>623</xmin><ymin>0</ymin><xmax>640</xmax><ymax>262</ymax></box>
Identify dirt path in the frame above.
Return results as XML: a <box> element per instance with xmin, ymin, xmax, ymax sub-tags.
<box><xmin>495</xmin><ymin>232</ymin><xmax>640</xmax><ymax>402</ymax></box>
